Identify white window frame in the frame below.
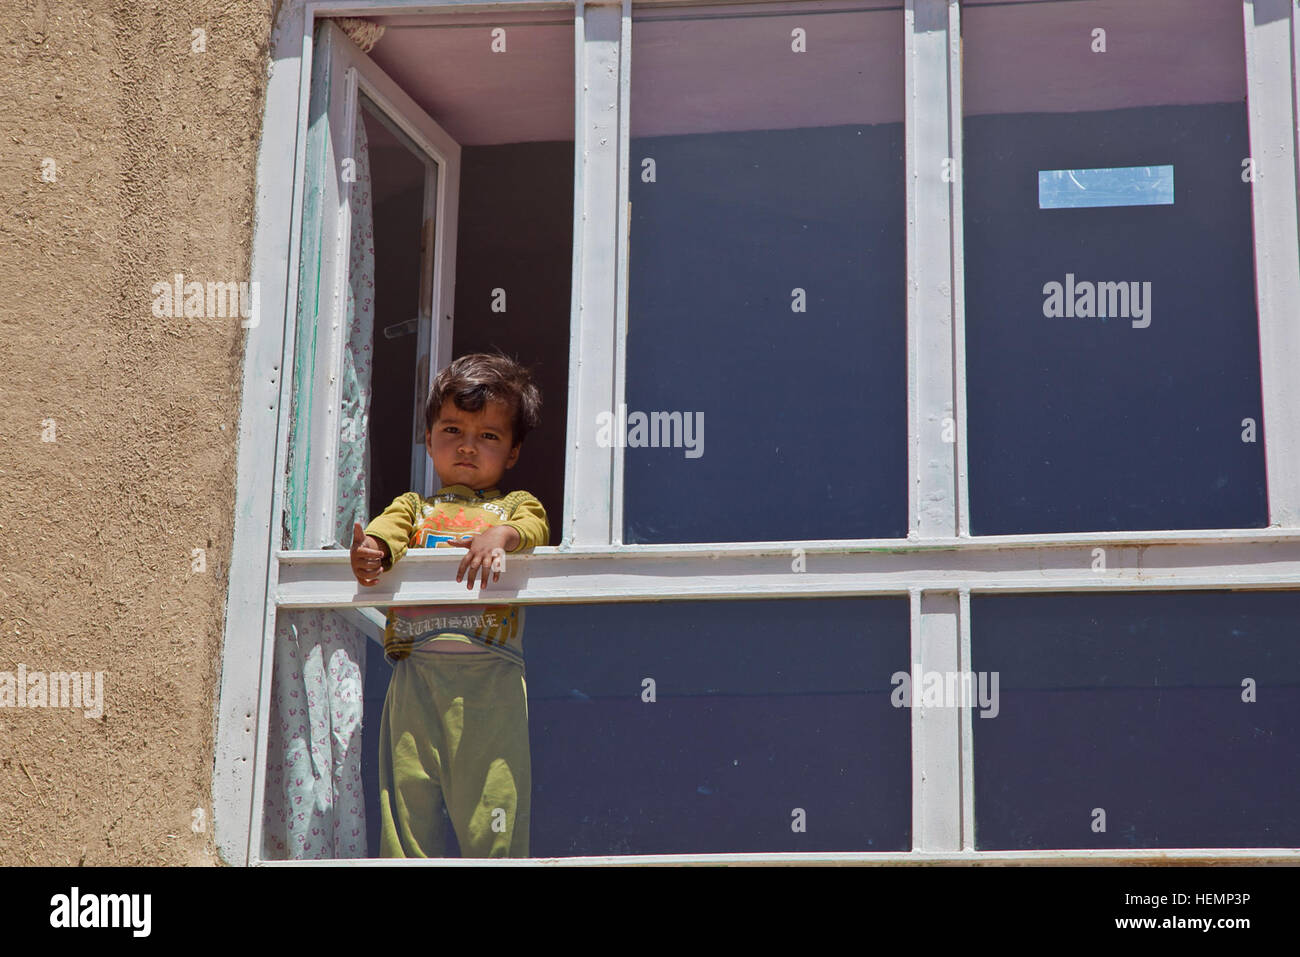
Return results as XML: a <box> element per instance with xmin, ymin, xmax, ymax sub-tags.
<box><xmin>215</xmin><ymin>0</ymin><xmax>1300</xmax><ymax>865</ymax></box>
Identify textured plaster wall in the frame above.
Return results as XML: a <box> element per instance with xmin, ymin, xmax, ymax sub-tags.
<box><xmin>0</xmin><ymin>0</ymin><xmax>273</xmax><ymax>865</ymax></box>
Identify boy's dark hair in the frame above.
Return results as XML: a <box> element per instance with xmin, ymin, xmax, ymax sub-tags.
<box><xmin>425</xmin><ymin>352</ymin><xmax>542</xmax><ymax>447</ymax></box>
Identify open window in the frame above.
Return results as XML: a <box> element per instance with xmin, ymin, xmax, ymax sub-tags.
<box><xmin>286</xmin><ymin>21</ymin><xmax>460</xmax><ymax>555</ymax></box>
<box><xmin>260</xmin><ymin>15</ymin><xmax>574</xmax><ymax>859</ymax></box>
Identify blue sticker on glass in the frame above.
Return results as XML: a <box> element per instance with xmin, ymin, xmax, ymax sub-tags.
<box><xmin>1038</xmin><ymin>165</ymin><xmax>1174</xmax><ymax>209</ymax></box>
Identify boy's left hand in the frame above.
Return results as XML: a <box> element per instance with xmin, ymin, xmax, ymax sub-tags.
<box><xmin>448</xmin><ymin>525</ymin><xmax>520</xmax><ymax>590</ymax></box>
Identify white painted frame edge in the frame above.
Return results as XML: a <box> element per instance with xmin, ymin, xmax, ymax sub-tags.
<box><xmin>215</xmin><ymin>0</ymin><xmax>316</xmax><ymax>867</ymax></box>
<box><xmin>914</xmin><ymin>590</ymin><xmax>962</xmax><ymax>851</ymax></box>
<box><xmin>275</xmin><ymin>537</ymin><xmax>1300</xmax><ymax>606</ymax></box>
<box><xmin>610</xmin><ymin>0</ymin><xmax>632</xmax><ymax>545</ymax></box>
<box><xmin>907</xmin><ymin>0</ymin><xmax>958</xmax><ymax>541</ymax></box>
<box><xmin>948</xmin><ymin>0</ymin><xmax>969</xmax><ymax>538</ymax></box>
<box><xmin>256</xmin><ymin>848</ymin><xmax>1300</xmax><ymax>865</ymax></box>
<box><xmin>957</xmin><ymin>588</ymin><xmax>975</xmax><ymax>850</ymax></box>
<box><xmin>563</xmin><ymin>0</ymin><xmax>622</xmax><ymax>547</ymax></box>
<box><xmin>246</xmin><ymin>16</ymin><xmax>338</xmax><ymax>865</ymax></box>
<box><xmin>1246</xmin><ymin>0</ymin><xmax>1300</xmax><ymax>528</ymax></box>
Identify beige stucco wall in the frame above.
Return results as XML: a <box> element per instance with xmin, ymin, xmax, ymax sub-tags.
<box><xmin>0</xmin><ymin>0</ymin><xmax>273</xmax><ymax>865</ymax></box>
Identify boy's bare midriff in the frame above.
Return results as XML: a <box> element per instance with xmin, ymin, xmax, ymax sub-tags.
<box><xmin>416</xmin><ymin>636</ymin><xmax>491</xmax><ymax>654</ymax></box>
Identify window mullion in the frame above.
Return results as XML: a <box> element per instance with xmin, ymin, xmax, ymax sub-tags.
<box><xmin>611</xmin><ymin>0</ymin><xmax>632</xmax><ymax>545</ymax></box>
<box><xmin>957</xmin><ymin>587</ymin><xmax>975</xmax><ymax>850</ymax></box>
<box><xmin>912</xmin><ymin>589</ymin><xmax>963</xmax><ymax>852</ymax></box>
<box><xmin>906</xmin><ymin>0</ymin><xmax>965</xmax><ymax>855</ymax></box>
<box><xmin>906</xmin><ymin>0</ymin><xmax>961</xmax><ymax>541</ymax></box>
<box><xmin>1244</xmin><ymin>0</ymin><xmax>1300</xmax><ymax>527</ymax></box>
<box><xmin>563</xmin><ymin>0</ymin><xmax>626</xmax><ymax>547</ymax></box>
<box><xmin>947</xmin><ymin>0</ymin><xmax>969</xmax><ymax>538</ymax></box>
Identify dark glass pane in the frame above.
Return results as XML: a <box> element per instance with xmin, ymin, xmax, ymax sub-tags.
<box><xmin>972</xmin><ymin>591</ymin><xmax>1300</xmax><ymax>849</ymax></box>
<box><xmin>363</xmin><ymin>100</ymin><xmax>429</xmax><ymax>515</ymax></box>
<box><xmin>962</xmin><ymin>0</ymin><xmax>1266</xmax><ymax>533</ymax></box>
<box><xmin>527</xmin><ymin>597</ymin><xmax>912</xmax><ymax>854</ymax></box>
<box><xmin>624</xmin><ymin>1</ymin><xmax>907</xmax><ymax>543</ymax></box>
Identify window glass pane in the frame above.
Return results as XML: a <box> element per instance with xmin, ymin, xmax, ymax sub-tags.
<box><xmin>361</xmin><ymin>97</ymin><xmax>434</xmax><ymax>516</ymax></box>
<box><xmin>526</xmin><ymin>598</ymin><xmax>911</xmax><ymax>855</ymax></box>
<box><xmin>624</xmin><ymin>0</ymin><xmax>907</xmax><ymax>544</ymax></box>
<box><xmin>962</xmin><ymin>0</ymin><xmax>1267</xmax><ymax>534</ymax></box>
<box><xmin>971</xmin><ymin>591</ymin><xmax>1300</xmax><ymax>849</ymax></box>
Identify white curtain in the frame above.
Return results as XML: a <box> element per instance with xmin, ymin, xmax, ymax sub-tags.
<box><xmin>264</xmin><ymin>106</ymin><xmax>375</xmax><ymax>859</ymax></box>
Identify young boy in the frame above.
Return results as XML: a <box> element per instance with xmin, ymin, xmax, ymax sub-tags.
<box><xmin>349</xmin><ymin>352</ymin><xmax>549</xmax><ymax>858</ymax></box>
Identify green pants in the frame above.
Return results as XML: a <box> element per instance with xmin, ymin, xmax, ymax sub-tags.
<box><xmin>378</xmin><ymin>651</ymin><xmax>530</xmax><ymax>858</ymax></box>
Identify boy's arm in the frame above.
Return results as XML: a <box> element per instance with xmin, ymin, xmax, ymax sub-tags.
<box><xmin>500</xmin><ymin>491</ymin><xmax>550</xmax><ymax>553</ymax></box>
<box><xmin>363</xmin><ymin>493</ymin><xmax>419</xmax><ymax>570</ymax></box>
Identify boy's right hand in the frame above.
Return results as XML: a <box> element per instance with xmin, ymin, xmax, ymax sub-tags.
<box><xmin>351</xmin><ymin>522</ymin><xmax>386</xmax><ymax>586</ymax></box>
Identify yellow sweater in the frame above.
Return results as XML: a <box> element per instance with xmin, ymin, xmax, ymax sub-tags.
<box><xmin>364</xmin><ymin>484</ymin><xmax>549</xmax><ymax>666</ymax></box>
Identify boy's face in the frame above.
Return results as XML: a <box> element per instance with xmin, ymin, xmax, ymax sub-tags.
<box><xmin>426</xmin><ymin>397</ymin><xmax>520</xmax><ymax>491</ymax></box>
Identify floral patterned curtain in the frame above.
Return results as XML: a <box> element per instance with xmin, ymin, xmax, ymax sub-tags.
<box><xmin>263</xmin><ymin>104</ymin><xmax>375</xmax><ymax>859</ymax></box>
